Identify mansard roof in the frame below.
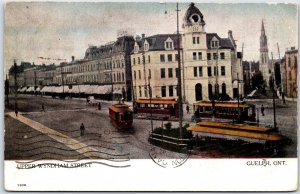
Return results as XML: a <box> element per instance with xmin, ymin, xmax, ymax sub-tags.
<box><xmin>206</xmin><ymin>33</ymin><xmax>235</xmax><ymax>50</ymax></box>
<box><xmin>133</xmin><ymin>34</ymin><xmax>182</xmax><ymax>53</ymax></box>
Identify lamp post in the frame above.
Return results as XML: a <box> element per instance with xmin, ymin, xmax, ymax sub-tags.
<box><xmin>232</xmin><ymin>73</ymin><xmax>243</xmax><ymax>123</ymax></box>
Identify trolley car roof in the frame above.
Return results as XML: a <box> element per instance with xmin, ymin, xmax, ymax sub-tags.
<box><xmin>193</xmin><ymin>101</ymin><xmax>254</xmax><ymax>108</ymax></box>
<box><xmin>188</xmin><ymin>122</ymin><xmax>282</xmax><ymax>142</ymax></box>
<box><xmin>136</xmin><ymin>98</ymin><xmax>177</xmax><ymax>105</ymax></box>
<box><xmin>110</xmin><ymin>104</ymin><xmax>133</xmax><ymax>113</ymax></box>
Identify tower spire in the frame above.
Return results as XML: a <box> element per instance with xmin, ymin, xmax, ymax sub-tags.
<box><xmin>261</xmin><ymin>19</ymin><xmax>265</xmax><ymax>34</ymax></box>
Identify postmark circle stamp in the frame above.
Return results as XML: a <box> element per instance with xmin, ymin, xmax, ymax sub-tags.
<box><xmin>149</xmin><ymin>146</ymin><xmax>189</xmax><ymax>168</ymax></box>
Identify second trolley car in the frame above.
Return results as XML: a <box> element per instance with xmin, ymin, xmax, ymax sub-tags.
<box><xmin>133</xmin><ymin>98</ymin><xmax>179</xmax><ymax>118</ymax></box>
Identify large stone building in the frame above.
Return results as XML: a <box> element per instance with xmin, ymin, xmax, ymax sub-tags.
<box><xmin>131</xmin><ymin>3</ymin><xmax>243</xmax><ymax>103</ymax></box>
<box><xmin>10</xmin><ymin>36</ymin><xmax>135</xmax><ymax>100</ymax></box>
<box><xmin>283</xmin><ymin>47</ymin><xmax>298</xmax><ymax>98</ymax></box>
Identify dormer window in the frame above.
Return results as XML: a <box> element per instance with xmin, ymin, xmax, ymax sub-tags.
<box><xmin>134</xmin><ymin>42</ymin><xmax>139</xmax><ymax>53</ymax></box>
<box><xmin>211</xmin><ymin>36</ymin><xmax>219</xmax><ymax>48</ymax></box>
<box><xmin>144</xmin><ymin>40</ymin><xmax>149</xmax><ymax>51</ymax></box>
<box><xmin>165</xmin><ymin>37</ymin><xmax>174</xmax><ymax>50</ymax></box>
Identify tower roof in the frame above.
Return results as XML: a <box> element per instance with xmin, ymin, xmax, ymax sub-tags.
<box><xmin>183</xmin><ymin>3</ymin><xmax>205</xmax><ymax>25</ymax></box>
<box><xmin>261</xmin><ymin>20</ymin><xmax>265</xmax><ymax>34</ymax></box>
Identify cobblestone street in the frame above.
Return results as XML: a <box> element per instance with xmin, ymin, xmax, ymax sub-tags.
<box><xmin>4</xmin><ymin>95</ymin><xmax>298</xmax><ymax>160</ymax></box>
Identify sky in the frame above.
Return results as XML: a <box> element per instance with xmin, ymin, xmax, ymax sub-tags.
<box><xmin>4</xmin><ymin>1</ymin><xmax>298</xmax><ymax>75</ymax></box>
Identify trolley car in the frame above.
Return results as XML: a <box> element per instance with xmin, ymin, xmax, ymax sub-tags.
<box><xmin>188</xmin><ymin>121</ymin><xmax>287</xmax><ymax>147</ymax></box>
<box><xmin>109</xmin><ymin>104</ymin><xmax>133</xmax><ymax>130</ymax></box>
<box><xmin>193</xmin><ymin>101</ymin><xmax>256</xmax><ymax>122</ymax></box>
<box><xmin>133</xmin><ymin>98</ymin><xmax>179</xmax><ymax>119</ymax></box>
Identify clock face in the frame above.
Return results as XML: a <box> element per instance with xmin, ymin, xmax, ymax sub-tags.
<box><xmin>191</xmin><ymin>14</ymin><xmax>200</xmax><ymax>23</ymax></box>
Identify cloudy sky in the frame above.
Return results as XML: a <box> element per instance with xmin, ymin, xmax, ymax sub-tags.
<box><xmin>4</xmin><ymin>1</ymin><xmax>298</xmax><ymax>74</ymax></box>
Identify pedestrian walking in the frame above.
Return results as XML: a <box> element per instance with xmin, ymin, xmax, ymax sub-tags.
<box><xmin>80</xmin><ymin>123</ymin><xmax>85</xmax><ymax>136</ymax></box>
<box><xmin>121</xmin><ymin>97</ymin><xmax>125</xmax><ymax>104</ymax></box>
<box><xmin>15</xmin><ymin>108</ymin><xmax>18</xmax><ymax>117</ymax></box>
<box><xmin>186</xmin><ymin>104</ymin><xmax>190</xmax><ymax>114</ymax></box>
<box><xmin>42</xmin><ymin>104</ymin><xmax>45</xmax><ymax>112</ymax></box>
<box><xmin>261</xmin><ymin>104</ymin><xmax>265</xmax><ymax>116</ymax></box>
<box><xmin>98</xmin><ymin>102</ymin><xmax>101</xmax><ymax>110</ymax></box>
<box><xmin>282</xmin><ymin>92</ymin><xmax>286</xmax><ymax>104</ymax></box>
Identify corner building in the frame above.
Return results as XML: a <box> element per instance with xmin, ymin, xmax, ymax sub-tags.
<box><xmin>131</xmin><ymin>3</ymin><xmax>243</xmax><ymax>103</ymax></box>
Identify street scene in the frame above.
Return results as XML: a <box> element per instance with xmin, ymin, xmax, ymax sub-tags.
<box><xmin>4</xmin><ymin>2</ymin><xmax>298</xmax><ymax>162</ymax></box>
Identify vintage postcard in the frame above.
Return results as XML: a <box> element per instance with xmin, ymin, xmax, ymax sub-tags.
<box><xmin>3</xmin><ymin>0</ymin><xmax>298</xmax><ymax>191</ymax></box>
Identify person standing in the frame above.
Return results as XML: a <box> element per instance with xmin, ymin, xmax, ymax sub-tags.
<box><xmin>80</xmin><ymin>123</ymin><xmax>85</xmax><ymax>136</ymax></box>
<box><xmin>15</xmin><ymin>108</ymin><xmax>18</xmax><ymax>117</ymax></box>
<box><xmin>98</xmin><ymin>102</ymin><xmax>101</xmax><ymax>110</ymax></box>
<box><xmin>42</xmin><ymin>104</ymin><xmax>45</xmax><ymax>112</ymax></box>
<box><xmin>261</xmin><ymin>104</ymin><xmax>265</xmax><ymax>116</ymax></box>
<box><xmin>186</xmin><ymin>104</ymin><xmax>190</xmax><ymax>114</ymax></box>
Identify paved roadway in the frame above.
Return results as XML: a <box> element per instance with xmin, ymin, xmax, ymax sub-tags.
<box><xmin>4</xmin><ymin>95</ymin><xmax>297</xmax><ymax>160</ymax></box>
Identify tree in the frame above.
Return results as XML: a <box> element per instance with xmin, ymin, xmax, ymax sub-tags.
<box><xmin>251</xmin><ymin>71</ymin><xmax>264</xmax><ymax>89</ymax></box>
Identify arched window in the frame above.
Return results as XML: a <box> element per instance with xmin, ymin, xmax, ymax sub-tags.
<box><xmin>222</xmin><ymin>83</ymin><xmax>226</xmax><ymax>95</ymax></box>
<box><xmin>195</xmin><ymin>83</ymin><xmax>202</xmax><ymax>101</ymax></box>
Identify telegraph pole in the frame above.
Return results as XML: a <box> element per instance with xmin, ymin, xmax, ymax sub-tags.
<box><xmin>176</xmin><ymin>2</ymin><xmax>183</xmax><ymax>141</ymax></box>
<box><xmin>14</xmin><ymin>60</ymin><xmax>18</xmax><ymax>113</ymax></box>
<box><xmin>271</xmin><ymin>52</ymin><xmax>277</xmax><ymax>130</ymax></box>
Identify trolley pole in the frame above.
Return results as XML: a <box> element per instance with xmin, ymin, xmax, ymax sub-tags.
<box><xmin>176</xmin><ymin>2</ymin><xmax>183</xmax><ymax>143</ymax></box>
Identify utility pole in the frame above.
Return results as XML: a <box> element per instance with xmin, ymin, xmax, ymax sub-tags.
<box><xmin>176</xmin><ymin>2</ymin><xmax>183</xmax><ymax>142</ymax></box>
<box><xmin>111</xmin><ymin>61</ymin><xmax>114</xmax><ymax>103</ymax></box>
<box><xmin>14</xmin><ymin>60</ymin><xmax>18</xmax><ymax>113</ymax></box>
<box><xmin>148</xmin><ymin>76</ymin><xmax>153</xmax><ymax>133</ymax></box>
<box><xmin>271</xmin><ymin>52</ymin><xmax>277</xmax><ymax>130</ymax></box>
<box><xmin>60</xmin><ymin>63</ymin><xmax>72</xmax><ymax>98</ymax></box>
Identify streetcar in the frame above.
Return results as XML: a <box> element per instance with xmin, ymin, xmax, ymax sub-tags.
<box><xmin>133</xmin><ymin>98</ymin><xmax>179</xmax><ymax>119</ymax></box>
<box><xmin>193</xmin><ymin>101</ymin><xmax>256</xmax><ymax>122</ymax></box>
<box><xmin>188</xmin><ymin>121</ymin><xmax>288</xmax><ymax>148</ymax></box>
<box><xmin>109</xmin><ymin>103</ymin><xmax>133</xmax><ymax>130</ymax></box>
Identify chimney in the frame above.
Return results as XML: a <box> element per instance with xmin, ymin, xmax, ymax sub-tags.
<box><xmin>142</xmin><ymin>34</ymin><xmax>145</xmax><ymax>39</ymax></box>
<box><xmin>71</xmin><ymin>56</ymin><xmax>75</xmax><ymax>62</ymax></box>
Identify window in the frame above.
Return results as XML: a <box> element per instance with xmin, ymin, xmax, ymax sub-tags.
<box><xmin>138</xmin><ymin>57</ymin><xmax>140</xmax><ymax>64</ymax></box>
<box><xmin>194</xmin><ymin>67</ymin><xmax>197</xmax><ymax>77</ymax></box>
<box><xmin>168</xmin><ymin>54</ymin><xmax>172</xmax><ymax>62</ymax></box>
<box><xmin>211</xmin><ymin>41</ymin><xmax>219</xmax><ymax>48</ymax></box>
<box><xmin>161</xmin><ymin>68</ymin><xmax>165</xmax><ymax>78</ymax></box>
<box><xmin>193</xmin><ymin>52</ymin><xmax>197</xmax><ymax>60</ymax></box>
<box><xmin>207</xmin><ymin>67</ymin><xmax>212</xmax><ymax>77</ymax></box>
<box><xmin>193</xmin><ymin>37</ymin><xmax>200</xmax><ymax>44</ymax></box>
<box><xmin>213</xmin><ymin>53</ymin><xmax>218</xmax><ymax>60</ymax></box>
<box><xmin>176</xmin><ymin>68</ymin><xmax>179</xmax><ymax>78</ymax></box>
<box><xmin>214</xmin><ymin>66</ymin><xmax>218</xmax><ymax>76</ymax></box>
<box><xmin>198</xmin><ymin>52</ymin><xmax>202</xmax><ymax>60</ymax></box>
<box><xmin>165</xmin><ymin>40</ymin><xmax>173</xmax><ymax>50</ymax></box>
<box><xmin>199</xmin><ymin>67</ymin><xmax>203</xmax><ymax>77</ymax></box>
<box><xmin>175</xmin><ymin>54</ymin><xmax>179</xmax><ymax>61</ymax></box>
<box><xmin>144</xmin><ymin>43</ymin><xmax>149</xmax><ymax>51</ymax></box>
<box><xmin>207</xmin><ymin>53</ymin><xmax>211</xmax><ymax>60</ymax></box>
<box><xmin>221</xmin><ymin>66</ymin><xmax>225</xmax><ymax>76</ymax></box>
<box><xmin>161</xmin><ymin>86</ymin><xmax>166</xmax><ymax>97</ymax></box>
<box><xmin>148</xmin><ymin>55</ymin><xmax>151</xmax><ymax>63</ymax></box>
<box><xmin>134</xmin><ymin>71</ymin><xmax>136</xmax><ymax>80</ymax></box>
<box><xmin>138</xmin><ymin>70</ymin><xmax>141</xmax><ymax>79</ymax></box>
<box><xmin>220</xmin><ymin>52</ymin><xmax>225</xmax><ymax>59</ymax></box>
<box><xmin>144</xmin><ymin>87</ymin><xmax>148</xmax><ymax>97</ymax></box>
<box><xmin>148</xmin><ymin>69</ymin><xmax>151</xmax><ymax>79</ymax></box>
<box><xmin>169</xmin><ymin>86</ymin><xmax>174</xmax><ymax>97</ymax></box>
<box><xmin>160</xmin><ymin>54</ymin><xmax>165</xmax><ymax>62</ymax></box>
<box><xmin>168</xmin><ymin>68</ymin><xmax>173</xmax><ymax>78</ymax></box>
